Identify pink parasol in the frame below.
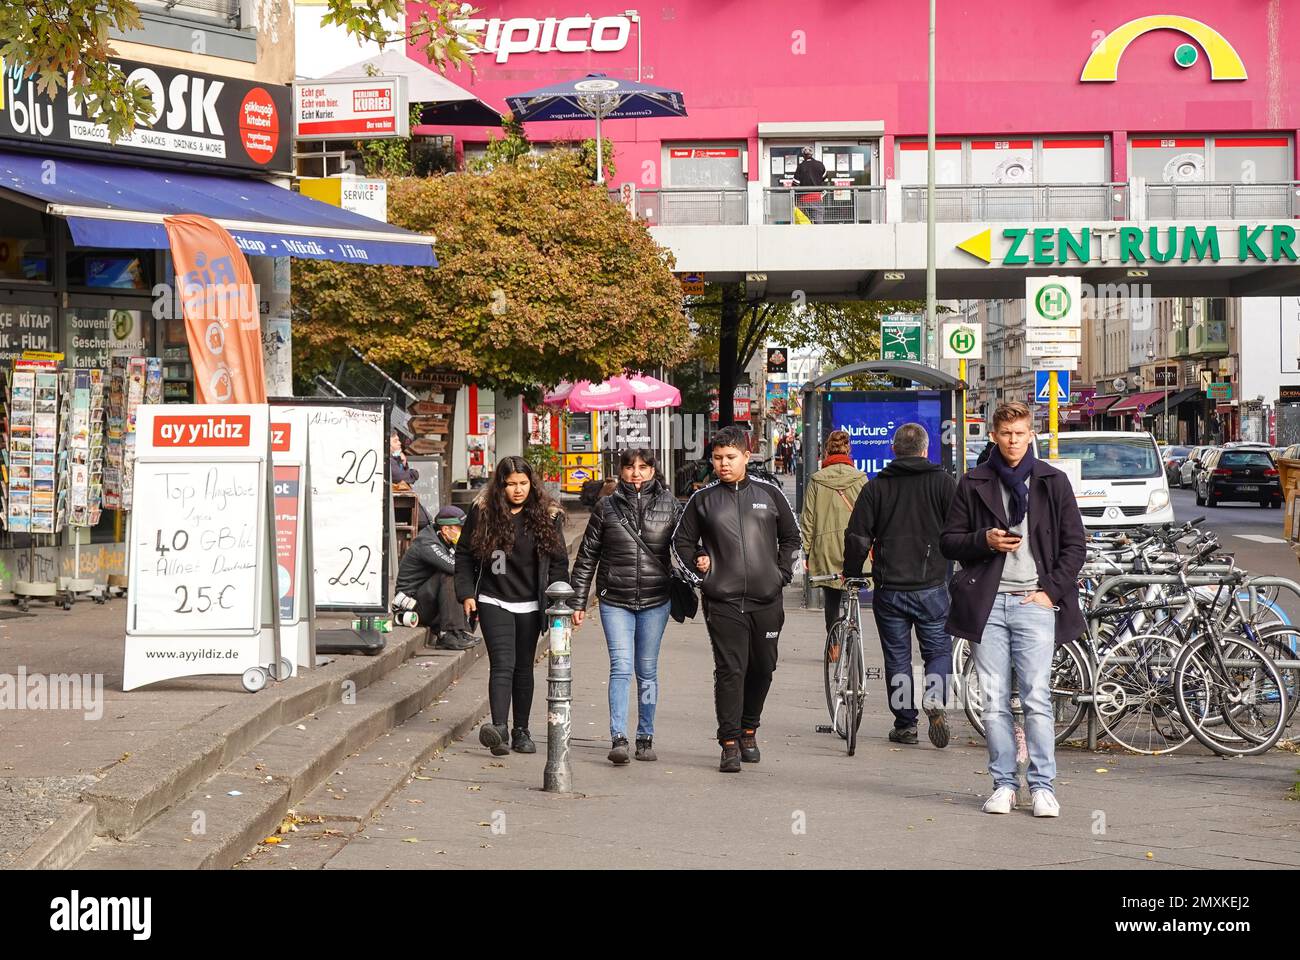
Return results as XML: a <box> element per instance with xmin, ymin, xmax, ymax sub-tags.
<box><xmin>626</xmin><ymin>373</ymin><xmax>681</xmax><ymax>409</ymax></box>
<box><xmin>567</xmin><ymin>376</ymin><xmax>635</xmax><ymax>411</ymax></box>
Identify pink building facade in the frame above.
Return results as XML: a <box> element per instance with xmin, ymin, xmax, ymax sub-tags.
<box><xmin>409</xmin><ymin>1</ymin><xmax>1300</xmax><ymax>194</ymax></box>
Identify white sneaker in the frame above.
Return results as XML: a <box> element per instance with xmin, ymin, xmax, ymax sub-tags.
<box><xmin>1032</xmin><ymin>790</ymin><xmax>1060</xmax><ymax>818</ymax></box>
<box><xmin>981</xmin><ymin>786</ymin><xmax>1018</xmax><ymax>814</ymax></box>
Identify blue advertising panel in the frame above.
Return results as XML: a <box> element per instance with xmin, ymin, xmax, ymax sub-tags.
<box><xmin>823</xmin><ymin>391</ymin><xmax>952</xmax><ymax>479</ymax></box>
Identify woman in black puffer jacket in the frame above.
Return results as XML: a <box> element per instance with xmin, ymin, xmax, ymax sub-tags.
<box><xmin>571</xmin><ymin>448</ymin><xmax>681</xmax><ymax>765</ymax></box>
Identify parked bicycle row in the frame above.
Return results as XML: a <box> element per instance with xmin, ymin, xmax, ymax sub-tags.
<box><xmin>802</xmin><ymin>401</ymin><xmax>1296</xmax><ymax>817</ymax></box>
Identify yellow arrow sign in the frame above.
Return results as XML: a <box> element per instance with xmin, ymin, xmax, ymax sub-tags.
<box><xmin>956</xmin><ymin>228</ymin><xmax>992</xmax><ymax>263</ymax></box>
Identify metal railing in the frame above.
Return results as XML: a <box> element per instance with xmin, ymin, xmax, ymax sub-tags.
<box><xmin>901</xmin><ymin>183</ymin><xmax>1127</xmax><ymax>222</ymax></box>
<box><xmin>137</xmin><ymin>0</ymin><xmax>241</xmax><ymax>24</ymax></box>
<box><xmin>763</xmin><ymin>186</ymin><xmax>885</xmax><ymax>224</ymax></box>
<box><xmin>616</xmin><ymin>188</ymin><xmax>749</xmax><ymax>226</ymax></box>
<box><xmin>1145</xmin><ymin>182</ymin><xmax>1300</xmax><ymax>220</ymax></box>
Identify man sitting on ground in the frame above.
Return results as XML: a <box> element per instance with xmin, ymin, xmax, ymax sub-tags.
<box><xmin>394</xmin><ymin>505</ymin><xmax>479</xmax><ymax>650</ymax></box>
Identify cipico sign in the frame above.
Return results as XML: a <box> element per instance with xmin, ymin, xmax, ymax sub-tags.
<box><xmin>451</xmin><ymin>10</ymin><xmax>632</xmax><ymax>63</ymax></box>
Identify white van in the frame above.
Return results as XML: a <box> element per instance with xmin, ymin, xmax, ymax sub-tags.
<box><xmin>1035</xmin><ymin>431</ymin><xmax>1174</xmax><ymax>528</ymax></box>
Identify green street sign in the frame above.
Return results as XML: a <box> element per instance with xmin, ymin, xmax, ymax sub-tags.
<box><xmin>882</xmin><ymin>319</ymin><xmax>923</xmax><ymax>362</ymax></box>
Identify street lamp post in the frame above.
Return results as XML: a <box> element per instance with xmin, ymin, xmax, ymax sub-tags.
<box><xmin>925</xmin><ymin>0</ymin><xmax>937</xmax><ymax>366</ymax></box>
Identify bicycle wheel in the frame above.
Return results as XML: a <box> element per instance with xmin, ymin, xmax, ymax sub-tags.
<box><xmin>1255</xmin><ymin>625</ymin><xmax>1300</xmax><ymax>743</ymax></box>
<box><xmin>961</xmin><ymin>650</ymin><xmax>986</xmax><ymax>739</ymax></box>
<box><xmin>1093</xmin><ymin>634</ymin><xmax>1193</xmax><ymax>755</ymax></box>
<box><xmin>961</xmin><ymin>641</ymin><xmax>1088</xmax><ymax>745</ymax></box>
<box><xmin>846</xmin><ymin>631</ymin><xmax>862</xmax><ymax>757</ymax></box>
<box><xmin>1174</xmin><ymin>635</ymin><xmax>1289</xmax><ymax>757</ymax></box>
<box><xmin>823</xmin><ymin>620</ymin><xmax>844</xmax><ymax>723</ymax></box>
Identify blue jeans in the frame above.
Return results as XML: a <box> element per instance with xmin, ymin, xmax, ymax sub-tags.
<box><xmin>599</xmin><ymin>602</ymin><xmax>670</xmax><ymax>740</ymax></box>
<box><xmin>974</xmin><ymin>594</ymin><xmax>1058</xmax><ymax>794</ymax></box>
<box><xmin>871</xmin><ymin>585</ymin><xmax>953</xmax><ymax>729</ymax></box>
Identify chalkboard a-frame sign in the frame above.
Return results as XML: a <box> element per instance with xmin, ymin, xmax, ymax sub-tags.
<box><xmin>270</xmin><ymin>397</ymin><xmax>393</xmax><ymax>617</ymax></box>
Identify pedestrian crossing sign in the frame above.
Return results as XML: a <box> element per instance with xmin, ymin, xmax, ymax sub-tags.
<box><xmin>1034</xmin><ymin>370</ymin><xmax>1070</xmax><ymax>403</ymax></box>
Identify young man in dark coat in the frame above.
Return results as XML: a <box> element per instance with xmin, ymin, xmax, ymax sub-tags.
<box><xmin>941</xmin><ymin>401</ymin><xmax>1085</xmax><ymax>818</ymax></box>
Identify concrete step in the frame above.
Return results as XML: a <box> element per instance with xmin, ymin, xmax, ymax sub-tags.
<box><xmin>236</xmin><ymin>654</ymin><xmax>490</xmax><ymax>870</ymax></box>
<box><xmin>76</xmin><ymin>631</ymin><xmax>426</xmax><ymax>849</ymax></box>
<box><xmin>72</xmin><ymin>645</ymin><xmax>483</xmax><ymax>871</ymax></box>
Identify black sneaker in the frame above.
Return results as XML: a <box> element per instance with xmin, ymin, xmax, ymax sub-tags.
<box><xmin>888</xmin><ymin>726</ymin><xmax>919</xmax><ymax>745</ymax></box>
<box><xmin>511</xmin><ymin>728</ymin><xmax>536</xmax><ymax>754</ymax></box>
<box><xmin>719</xmin><ymin>740</ymin><xmax>742</xmax><ymax>773</ymax></box>
<box><xmin>435</xmin><ymin>632</ymin><xmax>474</xmax><ymax>651</ymax></box>
<box><xmin>608</xmin><ymin>736</ymin><xmax>630</xmax><ymax>765</ymax></box>
<box><xmin>634</xmin><ymin>737</ymin><xmax>657</xmax><ymax>762</ymax></box>
<box><xmin>457</xmin><ymin>629</ymin><xmax>480</xmax><ymax>647</ymax></box>
<box><xmin>739</xmin><ymin>728</ymin><xmax>760</xmax><ymax>763</ymax></box>
<box><xmin>924</xmin><ymin>707</ymin><xmax>950</xmax><ymax>749</ymax></box>
<box><xmin>479</xmin><ymin>723</ymin><xmax>510</xmax><ymax>756</ymax></box>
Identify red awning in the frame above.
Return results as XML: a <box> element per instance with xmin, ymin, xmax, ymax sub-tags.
<box><xmin>1085</xmin><ymin>395</ymin><xmax>1121</xmax><ymax>414</ymax></box>
<box><xmin>1109</xmin><ymin>390</ymin><xmax>1167</xmax><ymax>414</ymax></box>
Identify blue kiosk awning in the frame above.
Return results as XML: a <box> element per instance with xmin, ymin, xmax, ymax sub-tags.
<box><xmin>0</xmin><ymin>151</ymin><xmax>436</xmax><ymax>267</ymax></box>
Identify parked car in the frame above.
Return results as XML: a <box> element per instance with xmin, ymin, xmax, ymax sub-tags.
<box><xmin>1280</xmin><ymin>443</ymin><xmax>1300</xmax><ymax>461</ymax></box>
<box><xmin>1179</xmin><ymin>445</ymin><xmax>1215</xmax><ymax>489</ymax></box>
<box><xmin>1195</xmin><ymin>447</ymin><xmax>1281</xmax><ymax>508</ymax></box>
<box><xmin>1037</xmin><ymin>431</ymin><xmax>1173</xmax><ymax>528</ymax></box>
<box><xmin>1160</xmin><ymin>445</ymin><xmax>1192</xmax><ymax>487</ymax></box>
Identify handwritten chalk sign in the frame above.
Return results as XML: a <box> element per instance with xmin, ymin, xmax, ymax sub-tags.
<box><xmin>124</xmin><ymin>404</ymin><xmax>273</xmax><ymax>691</ymax></box>
<box><xmin>130</xmin><ymin>460</ymin><xmax>261</xmax><ymax>633</ymax></box>
<box><xmin>272</xmin><ymin>398</ymin><xmax>390</xmax><ymax>612</ymax></box>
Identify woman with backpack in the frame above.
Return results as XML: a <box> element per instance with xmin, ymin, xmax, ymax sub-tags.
<box><xmin>570</xmin><ymin>449</ymin><xmax>682</xmax><ymax>765</ymax></box>
<box><xmin>800</xmin><ymin>430</ymin><xmax>868</xmax><ymax>632</ymax></box>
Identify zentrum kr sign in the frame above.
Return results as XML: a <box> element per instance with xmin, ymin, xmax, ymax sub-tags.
<box><xmin>955</xmin><ymin>224</ymin><xmax>1300</xmax><ymax>267</ymax></box>
<box><xmin>452</xmin><ymin>8</ymin><xmax>632</xmax><ymax>63</ymax></box>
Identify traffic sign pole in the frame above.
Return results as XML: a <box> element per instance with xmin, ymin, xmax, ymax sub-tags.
<box><xmin>959</xmin><ymin>358</ymin><xmax>967</xmax><ymax>475</ymax></box>
<box><xmin>1049</xmin><ymin>371</ymin><xmax>1060</xmax><ymax>459</ymax></box>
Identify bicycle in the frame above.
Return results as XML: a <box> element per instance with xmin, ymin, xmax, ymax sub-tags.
<box><xmin>811</xmin><ymin>574</ymin><xmax>869</xmax><ymax>756</ymax></box>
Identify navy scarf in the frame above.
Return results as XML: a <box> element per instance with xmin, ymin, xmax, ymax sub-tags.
<box><xmin>988</xmin><ymin>444</ymin><xmax>1035</xmax><ymax>528</ymax></box>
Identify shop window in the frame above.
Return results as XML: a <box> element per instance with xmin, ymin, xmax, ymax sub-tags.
<box><xmin>63</xmin><ymin>307</ymin><xmax>152</xmax><ymax>371</ymax></box>
<box><xmin>0</xmin><ymin>302</ymin><xmax>56</xmax><ymax>363</ymax></box>
<box><xmin>666</xmin><ymin>145</ymin><xmax>746</xmax><ymax>188</ymax></box>
<box><xmin>66</xmin><ymin>251</ymin><xmax>154</xmax><ymax>291</ymax></box>
<box><xmin>1130</xmin><ymin>134</ymin><xmax>1291</xmax><ymax>183</ymax></box>
<box><xmin>0</xmin><ymin>198</ymin><xmax>53</xmax><ymax>284</ymax></box>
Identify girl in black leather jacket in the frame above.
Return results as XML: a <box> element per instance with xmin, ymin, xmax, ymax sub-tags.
<box><xmin>571</xmin><ymin>449</ymin><xmax>681</xmax><ymax>765</ymax></box>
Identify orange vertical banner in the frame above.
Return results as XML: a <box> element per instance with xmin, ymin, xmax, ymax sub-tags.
<box><xmin>163</xmin><ymin>214</ymin><xmax>267</xmax><ymax>404</ymax></box>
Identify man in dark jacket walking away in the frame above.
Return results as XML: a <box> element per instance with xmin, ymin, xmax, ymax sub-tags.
<box><xmin>941</xmin><ymin>401</ymin><xmax>1086</xmax><ymax>818</ymax></box>
<box><xmin>843</xmin><ymin>423</ymin><xmax>956</xmax><ymax>748</ymax></box>
<box><xmin>674</xmin><ymin>426</ymin><xmax>802</xmax><ymax>773</ymax></box>
<box><xmin>393</xmin><ymin>505</ymin><xmax>477</xmax><ymax>650</ymax></box>
<box><xmin>792</xmin><ymin>146</ymin><xmax>827</xmax><ymax>223</ymax></box>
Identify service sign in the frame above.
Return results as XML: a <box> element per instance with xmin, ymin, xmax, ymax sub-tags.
<box><xmin>293</xmin><ymin>76</ymin><xmax>409</xmax><ymax>141</ymax></box>
<box><xmin>0</xmin><ymin>58</ymin><xmax>292</xmax><ymax>173</ymax></box>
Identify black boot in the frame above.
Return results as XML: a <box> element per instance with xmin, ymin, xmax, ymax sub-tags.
<box><xmin>739</xmin><ymin>728</ymin><xmax>760</xmax><ymax>763</ymax></box>
<box><xmin>719</xmin><ymin>739</ymin><xmax>741</xmax><ymax>773</ymax></box>
<box><xmin>634</xmin><ymin>737</ymin><xmax>657</xmax><ymax>762</ymax></box>
<box><xmin>479</xmin><ymin>723</ymin><xmax>509</xmax><ymax>757</ymax></box>
<box><xmin>435</xmin><ymin>631</ymin><xmax>474</xmax><ymax>650</ymax></box>
<box><xmin>511</xmin><ymin>727</ymin><xmax>536</xmax><ymax>754</ymax></box>
<box><xmin>608</xmin><ymin>736</ymin><xmax>630</xmax><ymax>764</ymax></box>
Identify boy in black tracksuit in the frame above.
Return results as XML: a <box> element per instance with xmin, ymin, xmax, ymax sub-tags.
<box><xmin>674</xmin><ymin>427</ymin><xmax>802</xmax><ymax>773</ymax></box>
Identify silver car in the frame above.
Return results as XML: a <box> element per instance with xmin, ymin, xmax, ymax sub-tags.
<box><xmin>1178</xmin><ymin>446</ymin><xmax>1214</xmax><ymax>489</ymax></box>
